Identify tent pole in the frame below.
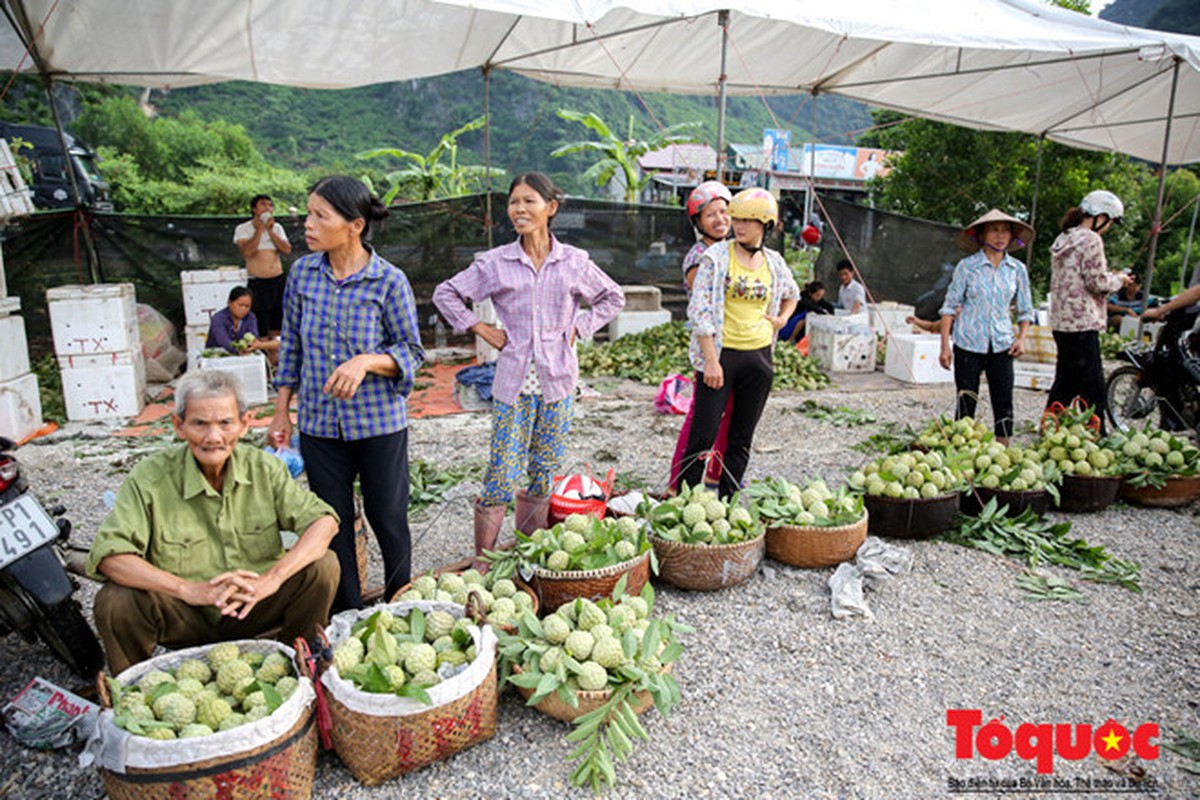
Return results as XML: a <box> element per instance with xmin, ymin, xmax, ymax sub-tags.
<box><xmin>715</xmin><ymin>10</ymin><xmax>729</xmax><ymax>181</ymax></box>
<box><xmin>803</xmin><ymin>91</ymin><xmax>817</xmax><ymax>232</ymax></box>
<box><xmin>1137</xmin><ymin>57</ymin><xmax>1181</xmax><ymax>338</ymax></box>
<box><xmin>482</xmin><ymin>66</ymin><xmax>494</xmax><ymax>249</ymax></box>
<box><xmin>1181</xmin><ymin>192</ymin><xmax>1199</xmax><ymax>287</ymax></box>
<box><xmin>1026</xmin><ymin>135</ymin><xmax>1044</xmax><ymax>273</ymax></box>
<box><xmin>43</xmin><ymin>76</ymin><xmax>100</xmax><ymax>283</ymax></box>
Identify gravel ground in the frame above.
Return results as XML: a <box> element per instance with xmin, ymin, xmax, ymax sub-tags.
<box><xmin>1</xmin><ymin>373</ymin><xmax>1198</xmax><ymax>799</ymax></box>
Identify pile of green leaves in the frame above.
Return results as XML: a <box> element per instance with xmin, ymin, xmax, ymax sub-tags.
<box><xmin>1103</xmin><ymin>425</ymin><xmax>1200</xmax><ymax>489</ymax></box>
<box><xmin>484</xmin><ymin>514</ymin><xmax>654</xmax><ymax>579</ymax></box>
<box><xmin>744</xmin><ymin>476</ymin><xmax>865</xmax><ymax>527</ymax></box>
<box><xmin>409</xmin><ymin>459</ymin><xmax>485</xmax><ymax>515</ymax></box>
<box><xmin>772</xmin><ymin>341</ymin><xmax>831</xmax><ymax>391</ymax></box>
<box><xmin>944</xmin><ymin>498</ymin><xmax>1141</xmax><ymax>593</ymax></box>
<box><xmin>792</xmin><ymin>399</ymin><xmax>875</xmax><ymax>427</ymax></box>
<box><xmin>1100</xmin><ymin>330</ymin><xmax>1134</xmax><ymax>360</ymax></box>
<box><xmin>497</xmin><ymin>580</ymin><xmax>689</xmax><ymax>793</ymax></box>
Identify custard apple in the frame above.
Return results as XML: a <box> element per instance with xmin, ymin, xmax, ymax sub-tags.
<box><xmin>542</xmin><ymin>614</ymin><xmax>571</xmax><ymax>644</ymax></box>
<box><xmin>174</xmin><ymin>659</ymin><xmax>212</xmax><ymax>684</ymax></box>
<box><xmin>681</xmin><ymin>503</ymin><xmax>706</xmax><ymax>528</ymax></box>
<box><xmin>139</xmin><ymin>670</ymin><xmax>176</xmax><ymax>694</ymax></box>
<box><xmin>153</xmin><ymin>692</ymin><xmax>196</xmax><ymax>730</ymax></box>
<box><xmin>216</xmin><ymin>660</ymin><xmax>254</xmax><ymax>695</ymax></box>
<box><xmin>564</xmin><ymin>630</ymin><xmax>595</xmax><ymax>661</ymax></box>
<box><xmin>577</xmin><ymin>661</ymin><xmax>609</xmax><ymax>691</ymax></box>
<box><xmin>546</xmin><ymin>550</ymin><xmax>571</xmax><ymax>571</ymax></box>
<box><xmin>614</xmin><ymin>540</ymin><xmax>637</xmax><ymax>560</ymax></box>
<box><xmin>564</xmin><ymin>514</ymin><xmax>590</xmax><ymax>534</ymax></box>
<box><xmin>404</xmin><ymin>643</ymin><xmax>438</xmax><ymax>675</ymax></box>
<box><xmin>591</xmin><ymin>636</ymin><xmax>625</xmax><ymax>669</ymax></box>
<box><xmin>206</xmin><ymin>642</ymin><xmax>241</xmax><ymax>672</ymax></box>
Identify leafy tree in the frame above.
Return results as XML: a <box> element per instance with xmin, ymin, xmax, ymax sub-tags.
<box><xmin>551</xmin><ymin>110</ymin><xmax>701</xmax><ymax>202</ymax></box>
<box><xmin>357</xmin><ymin>116</ymin><xmax>503</xmax><ymax>203</ymax></box>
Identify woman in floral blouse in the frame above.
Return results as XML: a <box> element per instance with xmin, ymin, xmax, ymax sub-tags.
<box><xmin>679</xmin><ymin>188</ymin><xmax>798</xmax><ymax>498</ymax></box>
<box><xmin>1047</xmin><ymin>190</ymin><xmax>1132</xmax><ymax>425</ymax></box>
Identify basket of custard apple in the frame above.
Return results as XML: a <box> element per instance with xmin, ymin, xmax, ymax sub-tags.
<box><xmin>484</xmin><ymin>513</ymin><xmax>653</xmax><ymax>611</ymax></box>
<box><xmin>637</xmin><ymin>483</ymin><xmax>765</xmax><ymax>590</ymax></box>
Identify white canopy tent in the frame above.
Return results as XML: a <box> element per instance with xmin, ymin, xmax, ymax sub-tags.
<box><xmin>2</xmin><ymin>0</ymin><xmax>1198</xmax><ymax>285</ymax></box>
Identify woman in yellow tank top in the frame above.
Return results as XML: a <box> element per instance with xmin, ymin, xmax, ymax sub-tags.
<box><xmin>681</xmin><ymin>188</ymin><xmax>799</xmax><ymax>497</ymax></box>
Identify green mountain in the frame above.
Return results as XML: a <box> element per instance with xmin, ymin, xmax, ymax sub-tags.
<box><xmin>148</xmin><ymin>69</ymin><xmax>872</xmax><ymax>194</ymax></box>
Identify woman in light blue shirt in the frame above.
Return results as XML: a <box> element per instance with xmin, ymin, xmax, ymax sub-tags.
<box><xmin>938</xmin><ymin>209</ymin><xmax>1035</xmax><ymax>443</ymax></box>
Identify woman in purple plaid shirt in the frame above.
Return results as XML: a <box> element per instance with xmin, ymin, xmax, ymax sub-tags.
<box><xmin>269</xmin><ymin>176</ymin><xmax>425</xmax><ymax>610</ymax></box>
<box><xmin>433</xmin><ymin>173</ymin><xmax>624</xmax><ymax>563</ymax></box>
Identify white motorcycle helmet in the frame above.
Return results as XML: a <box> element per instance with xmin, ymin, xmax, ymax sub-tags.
<box><xmin>1080</xmin><ymin>190</ymin><xmax>1124</xmax><ymax>224</ymax></box>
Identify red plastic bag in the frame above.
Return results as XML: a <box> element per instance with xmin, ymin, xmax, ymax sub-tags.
<box><xmin>653</xmin><ymin>373</ymin><xmax>693</xmax><ymax>415</ymax></box>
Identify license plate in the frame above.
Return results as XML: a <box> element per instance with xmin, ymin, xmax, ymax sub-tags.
<box><xmin>0</xmin><ymin>494</ymin><xmax>58</xmax><ymax>570</ymax></box>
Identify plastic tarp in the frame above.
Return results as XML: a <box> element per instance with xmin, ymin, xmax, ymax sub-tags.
<box><xmin>1</xmin><ymin>0</ymin><xmax>1198</xmax><ymax>164</ymax></box>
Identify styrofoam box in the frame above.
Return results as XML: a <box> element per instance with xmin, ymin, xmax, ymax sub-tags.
<box><xmin>885</xmin><ymin>333</ymin><xmax>953</xmax><ymax>384</ymax></box>
<box><xmin>196</xmin><ymin>354</ymin><xmax>269</xmax><ymax>406</ymax></box>
<box><xmin>868</xmin><ymin>303</ymin><xmax>916</xmax><ymax>336</ymax></box>
<box><xmin>473</xmin><ymin>298</ymin><xmax>501</xmax><ymax>365</ymax></box>
<box><xmin>0</xmin><ymin>314</ymin><xmax>30</xmax><ymax>382</ymax></box>
<box><xmin>621</xmin><ymin>285</ymin><xmax>663</xmax><ymax>312</ymax></box>
<box><xmin>181</xmin><ymin>267</ymin><xmax>249</xmax><ymax>327</ymax></box>
<box><xmin>809</xmin><ymin>328</ymin><xmax>876</xmax><ymax>372</ymax></box>
<box><xmin>0</xmin><ymin>295</ymin><xmax>20</xmax><ymax>317</ymax></box>
<box><xmin>1119</xmin><ymin>315</ymin><xmax>1164</xmax><ymax>346</ymax></box>
<box><xmin>0</xmin><ymin>372</ymin><xmax>42</xmax><ymax>442</ymax></box>
<box><xmin>47</xmin><ymin>283</ymin><xmax>139</xmax><ymax>356</ymax></box>
<box><xmin>608</xmin><ymin>309</ymin><xmax>672</xmax><ymax>341</ymax></box>
<box><xmin>57</xmin><ymin>349</ymin><xmax>147</xmax><ymax>421</ymax></box>
<box><xmin>183</xmin><ymin>324</ymin><xmax>210</xmax><ymax>366</ymax></box>
<box><xmin>1014</xmin><ymin>362</ymin><xmax>1057</xmax><ymax>391</ymax></box>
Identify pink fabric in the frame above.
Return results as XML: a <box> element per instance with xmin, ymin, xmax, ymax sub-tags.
<box><xmin>1049</xmin><ymin>226</ymin><xmax>1124</xmax><ymax>333</ymax></box>
<box><xmin>654</xmin><ymin>373</ymin><xmax>693</xmax><ymax>415</ymax></box>
<box><xmin>669</xmin><ymin>393</ymin><xmax>733</xmax><ymax>491</ymax></box>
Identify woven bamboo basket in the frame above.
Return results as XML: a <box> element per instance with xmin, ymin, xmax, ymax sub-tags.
<box><xmin>510</xmin><ymin>662</ymin><xmax>671</xmax><ymax>723</ymax></box>
<box><xmin>765</xmin><ymin>512</ymin><xmax>868</xmax><ymax>568</ymax></box>
<box><xmin>864</xmin><ymin>493</ymin><xmax>959</xmax><ymax>539</ymax></box>
<box><xmin>318</xmin><ymin>601</ymin><xmax>499</xmax><ymax>785</ymax></box>
<box><xmin>1058</xmin><ymin>475</ymin><xmax>1122</xmax><ymax>513</ymax></box>
<box><xmin>961</xmin><ymin>486</ymin><xmax>1050</xmax><ymax>517</ymax></box>
<box><xmin>1119</xmin><ymin>474</ymin><xmax>1200</xmax><ymax>508</ymax></box>
<box><xmin>93</xmin><ymin>641</ymin><xmax>317</xmax><ymax>800</ymax></box>
<box><xmin>529</xmin><ymin>550</ymin><xmax>651</xmax><ymax>612</ymax></box>
<box><xmin>651</xmin><ymin>530</ymin><xmax>765</xmax><ymax>590</ymax></box>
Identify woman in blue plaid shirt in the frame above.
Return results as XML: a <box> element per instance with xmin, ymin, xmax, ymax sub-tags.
<box><xmin>269</xmin><ymin>176</ymin><xmax>424</xmax><ymax>610</ymax></box>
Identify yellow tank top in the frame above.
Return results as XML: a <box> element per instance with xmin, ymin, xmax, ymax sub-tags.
<box><xmin>722</xmin><ymin>244</ymin><xmax>773</xmax><ymax>350</ymax></box>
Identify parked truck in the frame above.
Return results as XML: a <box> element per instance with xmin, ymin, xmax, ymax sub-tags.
<box><xmin>0</xmin><ymin>122</ymin><xmax>112</xmax><ymax>211</ymax></box>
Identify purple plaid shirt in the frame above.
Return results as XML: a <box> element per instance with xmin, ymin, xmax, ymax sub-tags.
<box><xmin>275</xmin><ymin>249</ymin><xmax>424</xmax><ymax>440</ymax></box>
<box><xmin>433</xmin><ymin>236</ymin><xmax>625</xmax><ymax>406</ymax></box>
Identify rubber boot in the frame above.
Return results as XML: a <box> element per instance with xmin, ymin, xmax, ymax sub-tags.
<box><xmin>474</xmin><ymin>500</ymin><xmax>505</xmax><ymax>572</ymax></box>
<box><xmin>514</xmin><ymin>488</ymin><xmax>551</xmax><ymax>535</ymax></box>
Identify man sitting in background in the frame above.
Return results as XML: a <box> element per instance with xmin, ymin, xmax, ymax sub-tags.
<box><xmin>836</xmin><ymin>259</ymin><xmax>866</xmax><ymax>314</ymax></box>
<box><xmin>87</xmin><ymin>370</ymin><xmax>339</xmax><ymax>673</ymax></box>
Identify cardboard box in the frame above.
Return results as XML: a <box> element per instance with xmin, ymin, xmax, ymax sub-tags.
<box><xmin>196</xmin><ymin>353</ymin><xmax>269</xmax><ymax>406</ymax></box>
<box><xmin>47</xmin><ymin>283</ymin><xmax>139</xmax><ymax>356</ymax></box>
<box><xmin>1013</xmin><ymin>362</ymin><xmax>1057</xmax><ymax>391</ymax></box>
<box><xmin>885</xmin><ymin>333</ymin><xmax>953</xmax><ymax>384</ymax></box>
<box><xmin>608</xmin><ymin>309</ymin><xmax>672</xmax><ymax>341</ymax></box>
<box><xmin>181</xmin><ymin>268</ymin><xmax>248</xmax><ymax>327</ymax></box>
<box><xmin>0</xmin><ymin>372</ymin><xmax>41</xmax><ymax>441</ymax></box>
<box><xmin>58</xmin><ymin>349</ymin><xmax>146</xmax><ymax>420</ymax></box>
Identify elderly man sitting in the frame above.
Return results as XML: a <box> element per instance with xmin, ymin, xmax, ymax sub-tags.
<box><xmin>88</xmin><ymin>370</ymin><xmax>340</xmax><ymax>674</ymax></box>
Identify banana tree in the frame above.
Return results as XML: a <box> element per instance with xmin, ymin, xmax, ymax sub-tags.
<box><xmin>358</xmin><ymin>116</ymin><xmax>503</xmax><ymax>204</ymax></box>
<box><xmin>551</xmin><ymin>110</ymin><xmax>701</xmax><ymax>203</ymax></box>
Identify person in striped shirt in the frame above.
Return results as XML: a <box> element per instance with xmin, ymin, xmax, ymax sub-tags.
<box><xmin>268</xmin><ymin>176</ymin><xmax>424</xmax><ymax>610</ymax></box>
<box><xmin>938</xmin><ymin>209</ymin><xmax>1035</xmax><ymax>443</ymax></box>
<box><xmin>433</xmin><ymin>173</ymin><xmax>625</xmax><ymax>563</ymax></box>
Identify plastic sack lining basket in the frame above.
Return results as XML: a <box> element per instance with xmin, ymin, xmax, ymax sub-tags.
<box><xmin>388</xmin><ymin>559</ymin><xmax>539</xmax><ymax>633</ymax></box>
<box><xmin>765</xmin><ymin>511</ymin><xmax>868</xmax><ymax>568</ymax></box>
<box><xmin>864</xmin><ymin>493</ymin><xmax>959</xmax><ymax>540</ymax></box>
<box><xmin>528</xmin><ymin>550</ymin><xmax>651</xmax><ymax>612</ymax></box>
<box><xmin>1119</xmin><ymin>474</ymin><xmax>1200</xmax><ymax>508</ymax></box>
<box><xmin>85</xmin><ymin>640</ymin><xmax>317</xmax><ymax>800</ymax></box>
<box><xmin>318</xmin><ymin>601</ymin><xmax>499</xmax><ymax>786</ymax></box>
<box><xmin>651</xmin><ymin>530</ymin><xmax>765</xmax><ymax>590</ymax></box>
<box><xmin>1058</xmin><ymin>475</ymin><xmax>1122</xmax><ymax>513</ymax></box>
<box><xmin>510</xmin><ymin>662</ymin><xmax>671</xmax><ymax>723</ymax></box>
<box><xmin>961</xmin><ymin>486</ymin><xmax>1050</xmax><ymax>517</ymax></box>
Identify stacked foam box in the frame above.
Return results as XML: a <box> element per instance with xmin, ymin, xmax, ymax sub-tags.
<box><xmin>808</xmin><ymin>314</ymin><xmax>875</xmax><ymax>373</ymax></box>
<box><xmin>884</xmin><ymin>333</ymin><xmax>953</xmax><ymax>384</ymax></box>
<box><xmin>181</xmin><ymin>267</ymin><xmax>248</xmax><ymax>366</ymax></box>
<box><xmin>868</xmin><ymin>302</ymin><xmax>916</xmax><ymax>337</ymax></box>
<box><xmin>1119</xmin><ymin>315</ymin><xmax>1164</xmax><ymax>347</ymax></box>
<box><xmin>0</xmin><ymin>296</ymin><xmax>42</xmax><ymax>441</ymax></box>
<box><xmin>48</xmin><ymin>283</ymin><xmax>146</xmax><ymax>421</ymax></box>
<box><xmin>608</xmin><ymin>285</ymin><xmax>671</xmax><ymax>341</ymax></box>
<box><xmin>195</xmin><ymin>354</ymin><xmax>269</xmax><ymax>406</ymax></box>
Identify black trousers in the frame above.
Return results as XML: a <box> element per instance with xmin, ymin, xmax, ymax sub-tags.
<box><xmin>1047</xmin><ymin>330</ymin><xmax>1105</xmax><ymax>422</ymax></box>
<box><xmin>301</xmin><ymin>429</ymin><xmax>411</xmax><ymax>610</ymax></box>
<box><xmin>681</xmin><ymin>345</ymin><xmax>774</xmax><ymax>498</ymax></box>
<box><xmin>954</xmin><ymin>345</ymin><xmax>1015</xmax><ymax>438</ymax></box>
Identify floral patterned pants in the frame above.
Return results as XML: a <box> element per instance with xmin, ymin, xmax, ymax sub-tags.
<box><xmin>480</xmin><ymin>394</ymin><xmax>574</xmax><ymax>506</ymax></box>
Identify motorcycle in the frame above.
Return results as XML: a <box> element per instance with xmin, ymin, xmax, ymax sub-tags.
<box><xmin>0</xmin><ymin>436</ymin><xmax>105</xmax><ymax>678</ymax></box>
<box><xmin>1105</xmin><ymin>310</ymin><xmax>1200</xmax><ymax>435</ymax></box>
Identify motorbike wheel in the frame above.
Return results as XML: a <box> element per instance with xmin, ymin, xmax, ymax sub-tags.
<box><xmin>1106</xmin><ymin>365</ymin><xmax>1158</xmax><ymax>432</ymax></box>
<box><xmin>34</xmin><ymin>598</ymin><xmax>105</xmax><ymax>678</ymax></box>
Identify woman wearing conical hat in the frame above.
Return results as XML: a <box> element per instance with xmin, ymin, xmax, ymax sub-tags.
<box><xmin>938</xmin><ymin>209</ymin><xmax>1036</xmax><ymax>445</ymax></box>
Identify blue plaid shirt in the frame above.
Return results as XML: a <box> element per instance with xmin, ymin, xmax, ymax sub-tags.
<box><xmin>940</xmin><ymin>250</ymin><xmax>1034</xmax><ymax>354</ymax></box>
<box><xmin>275</xmin><ymin>249</ymin><xmax>424</xmax><ymax>440</ymax></box>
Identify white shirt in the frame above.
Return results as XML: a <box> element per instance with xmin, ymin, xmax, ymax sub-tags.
<box><xmin>838</xmin><ymin>278</ymin><xmax>867</xmax><ymax>312</ymax></box>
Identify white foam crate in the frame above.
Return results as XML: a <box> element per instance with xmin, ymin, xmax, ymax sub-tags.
<box><xmin>47</xmin><ymin>283</ymin><xmax>139</xmax><ymax>356</ymax></box>
<box><xmin>0</xmin><ymin>295</ymin><xmax>20</xmax><ymax>318</ymax></box>
<box><xmin>181</xmin><ymin>267</ymin><xmax>248</xmax><ymax>327</ymax></box>
<box><xmin>183</xmin><ymin>324</ymin><xmax>210</xmax><ymax>366</ymax></box>
<box><xmin>809</xmin><ymin>328</ymin><xmax>875</xmax><ymax>372</ymax></box>
<box><xmin>0</xmin><ymin>314</ymin><xmax>30</xmax><ymax>382</ymax></box>
<box><xmin>608</xmin><ymin>309</ymin><xmax>671</xmax><ymax>341</ymax></box>
<box><xmin>0</xmin><ymin>372</ymin><xmax>41</xmax><ymax>442</ymax></box>
<box><xmin>884</xmin><ymin>333</ymin><xmax>953</xmax><ymax>384</ymax></box>
<box><xmin>1013</xmin><ymin>362</ymin><xmax>1057</xmax><ymax>391</ymax></box>
<box><xmin>58</xmin><ymin>349</ymin><xmax>147</xmax><ymax>420</ymax></box>
<box><xmin>1119</xmin><ymin>315</ymin><xmax>1164</xmax><ymax>346</ymax></box>
<box><xmin>869</xmin><ymin>303</ymin><xmax>915</xmax><ymax>336</ymax></box>
<box><xmin>196</xmin><ymin>354</ymin><xmax>269</xmax><ymax>406</ymax></box>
